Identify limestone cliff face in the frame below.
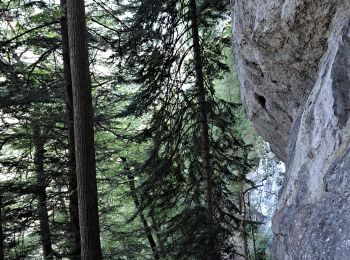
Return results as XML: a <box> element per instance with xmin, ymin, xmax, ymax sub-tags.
<box><xmin>232</xmin><ymin>0</ymin><xmax>350</xmax><ymax>258</ymax></box>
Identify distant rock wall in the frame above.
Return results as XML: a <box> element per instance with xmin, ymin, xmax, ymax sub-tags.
<box><xmin>232</xmin><ymin>0</ymin><xmax>350</xmax><ymax>258</ymax></box>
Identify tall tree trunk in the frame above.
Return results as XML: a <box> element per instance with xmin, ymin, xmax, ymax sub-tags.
<box><xmin>60</xmin><ymin>0</ymin><xmax>81</xmax><ymax>258</ymax></box>
<box><xmin>239</xmin><ymin>186</ymin><xmax>249</xmax><ymax>260</ymax></box>
<box><xmin>247</xmin><ymin>193</ymin><xmax>257</xmax><ymax>260</ymax></box>
<box><xmin>33</xmin><ymin>124</ymin><xmax>53</xmax><ymax>260</ymax></box>
<box><xmin>121</xmin><ymin>158</ymin><xmax>161</xmax><ymax>259</ymax></box>
<box><xmin>150</xmin><ymin>214</ymin><xmax>165</xmax><ymax>258</ymax></box>
<box><xmin>0</xmin><ymin>196</ymin><xmax>4</xmax><ymax>260</ymax></box>
<box><xmin>188</xmin><ymin>0</ymin><xmax>217</xmax><ymax>258</ymax></box>
<box><xmin>66</xmin><ymin>0</ymin><xmax>102</xmax><ymax>259</ymax></box>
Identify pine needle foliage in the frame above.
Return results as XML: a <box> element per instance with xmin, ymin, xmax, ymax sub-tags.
<box><xmin>117</xmin><ymin>0</ymin><xmax>256</xmax><ymax>258</ymax></box>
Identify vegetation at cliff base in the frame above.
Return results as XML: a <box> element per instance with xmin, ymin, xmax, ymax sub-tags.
<box><xmin>0</xmin><ymin>1</ymin><xmax>283</xmax><ymax>259</ymax></box>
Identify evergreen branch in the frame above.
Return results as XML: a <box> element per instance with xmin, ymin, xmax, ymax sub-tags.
<box><xmin>0</xmin><ymin>20</ymin><xmax>60</xmax><ymax>48</ymax></box>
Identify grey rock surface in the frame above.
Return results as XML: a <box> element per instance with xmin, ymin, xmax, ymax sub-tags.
<box><xmin>232</xmin><ymin>0</ymin><xmax>350</xmax><ymax>258</ymax></box>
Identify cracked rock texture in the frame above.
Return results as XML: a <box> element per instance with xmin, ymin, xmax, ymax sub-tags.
<box><xmin>232</xmin><ymin>0</ymin><xmax>350</xmax><ymax>259</ymax></box>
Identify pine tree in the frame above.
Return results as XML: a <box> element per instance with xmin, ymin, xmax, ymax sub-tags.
<box><xmin>122</xmin><ymin>157</ymin><xmax>161</xmax><ymax>259</ymax></box>
<box><xmin>0</xmin><ymin>2</ymin><xmax>81</xmax><ymax>256</ymax></box>
<box><xmin>59</xmin><ymin>0</ymin><xmax>81</xmax><ymax>257</ymax></box>
<box><xmin>0</xmin><ymin>0</ymin><xmax>262</xmax><ymax>258</ymax></box>
<box><xmin>188</xmin><ymin>0</ymin><xmax>216</xmax><ymax>256</ymax></box>
<box><xmin>67</xmin><ymin>0</ymin><xmax>102</xmax><ymax>258</ymax></box>
<box><xmin>32</xmin><ymin>121</ymin><xmax>53</xmax><ymax>259</ymax></box>
<box><xmin>116</xmin><ymin>0</ymin><xmax>254</xmax><ymax>258</ymax></box>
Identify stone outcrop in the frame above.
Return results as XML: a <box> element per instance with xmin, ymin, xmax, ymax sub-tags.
<box><xmin>232</xmin><ymin>0</ymin><xmax>350</xmax><ymax>258</ymax></box>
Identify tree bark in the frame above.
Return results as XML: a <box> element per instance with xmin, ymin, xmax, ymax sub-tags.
<box><xmin>247</xmin><ymin>193</ymin><xmax>257</xmax><ymax>260</ymax></box>
<box><xmin>239</xmin><ymin>186</ymin><xmax>249</xmax><ymax>260</ymax></box>
<box><xmin>60</xmin><ymin>0</ymin><xmax>81</xmax><ymax>258</ymax></box>
<box><xmin>33</xmin><ymin>124</ymin><xmax>53</xmax><ymax>260</ymax></box>
<box><xmin>0</xmin><ymin>196</ymin><xmax>4</xmax><ymax>260</ymax></box>
<box><xmin>188</xmin><ymin>0</ymin><xmax>217</xmax><ymax>258</ymax></box>
<box><xmin>121</xmin><ymin>158</ymin><xmax>161</xmax><ymax>259</ymax></box>
<box><xmin>150</xmin><ymin>214</ymin><xmax>165</xmax><ymax>258</ymax></box>
<box><xmin>66</xmin><ymin>0</ymin><xmax>102</xmax><ymax>258</ymax></box>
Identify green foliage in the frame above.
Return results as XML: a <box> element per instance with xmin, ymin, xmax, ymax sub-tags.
<box><xmin>253</xmin><ymin>232</ymin><xmax>273</xmax><ymax>260</ymax></box>
<box><xmin>111</xmin><ymin>0</ymin><xmax>260</xmax><ymax>258</ymax></box>
<box><xmin>0</xmin><ymin>0</ymin><xmax>268</xmax><ymax>259</ymax></box>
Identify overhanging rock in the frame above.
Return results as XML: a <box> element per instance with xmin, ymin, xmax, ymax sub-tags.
<box><xmin>232</xmin><ymin>0</ymin><xmax>350</xmax><ymax>258</ymax></box>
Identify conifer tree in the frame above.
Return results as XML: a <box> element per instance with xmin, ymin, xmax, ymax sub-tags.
<box><xmin>0</xmin><ymin>0</ymin><xmax>263</xmax><ymax>258</ymax></box>
<box><xmin>116</xmin><ymin>0</ymin><xmax>254</xmax><ymax>258</ymax></box>
<box><xmin>67</xmin><ymin>0</ymin><xmax>102</xmax><ymax>258</ymax></box>
<box><xmin>0</xmin><ymin>2</ymin><xmax>80</xmax><ymax>256</ymax></box>
<box><xmin>59</xmin><ymin>0</ymin><xmax>81</xmax><ymax>257</ymax></box>
<box><xmin>32</xmin><ymin>121</ymin><xmax>53</xmax><ymax>259</ymax></box>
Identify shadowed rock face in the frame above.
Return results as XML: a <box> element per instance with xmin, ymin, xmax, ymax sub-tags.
<box><xmin>232</xmin><ymin>0</ymin><xmax>350</xmax><ymax>258</ymax></box>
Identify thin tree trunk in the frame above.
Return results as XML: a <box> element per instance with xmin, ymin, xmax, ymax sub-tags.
<box><xmin>121</xmin><ymin>158</ymin><xmax>161</xmax><ymax>259</ymax></box>
<box><xmin>33</xmin><ymin>124</ymin><xmax>53</xmax><ymax>260</ymax></box>
<box><xmin>188</xmin><ymin>0</ymin><xmax>217</xmax><ymax>258</ymax></box>
<box><xmin>247</xmin><ymin>193</ymin><xmax>257</xmax><ymax>260</ymax></box>
<box><xmin>60</xmin><ymin>0</ymin><xmax>81</xmax><ymax>258</ymax></box>
<box><xmin>66</xmin><ymin>0</ymin><xmax>102</xmax><ymax>258</ymax></box>
<box><xmin>150</xmin><ymin>214</ymin><xmax>165</xmax><ymax>258</ymax></box>
<box><xmin>0</xmin><ymin>196</ymin><xmax>4</xmax><ymax>260</ymax></box>
<box><xmin>239</xmin><ymin>186</ymin><xmax>249</xmax><ymax>260</ymax></box>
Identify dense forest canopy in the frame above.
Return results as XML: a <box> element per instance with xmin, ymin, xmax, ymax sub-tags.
<box><xmin>0</xmin><ymin>0</ymin><xmax>283</xmax><ymax>259</ymax></box>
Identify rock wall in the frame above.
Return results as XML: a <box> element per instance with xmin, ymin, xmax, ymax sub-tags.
<box><xmin>232</xmin><ymin>0</ymin><xmax>350</xmax><ymax>258</ymax></box>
